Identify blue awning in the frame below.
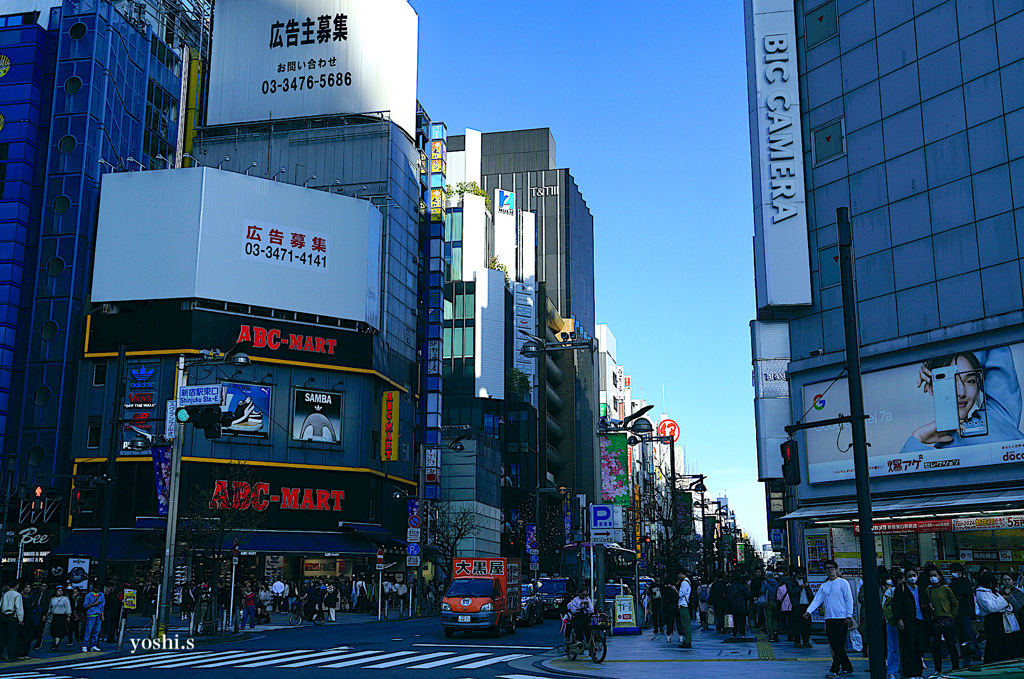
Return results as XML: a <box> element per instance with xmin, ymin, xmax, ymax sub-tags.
<box><xmin>49</xmin><ymin>529</ymin><xmax>161</xmax><ymax>561</ymax></box>
<box><xmin>235</xmin><ymin>531</ymin><xmax>378</xmax><ymax>555</ymax></box>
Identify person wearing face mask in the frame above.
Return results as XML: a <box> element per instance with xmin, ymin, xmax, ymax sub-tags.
<box><xmin>882</xmin><ymin>569</ymin><xmax>903</xmax><ymax>679</ymax></box>
<box><xmin>789</xmin><ymin>567</ymin><xmax>813</xmax><ymax>648</ymax></box>
<box><xmin>893</xmin><ymin>567</ymin><xmax>927</xmax><ymax>679</ymax></box>
<box><xmin>999</xmin><ymin>572</ymin><xmax>1024</xmax><ymax>657</ymax></box>
<box><xmin>924</xmin><ymin>567</ymin><xmax>959</xmax><ymax>673</ymax></box>
<box><xmin>947</xmin><ymin>563</ymin><xmax>977</xmax><ymax>662</ymax></box>
<box><xmin>976</xmin><ymin>570</ymin><xmax>1019</xmax><ymax>664</ymax></box>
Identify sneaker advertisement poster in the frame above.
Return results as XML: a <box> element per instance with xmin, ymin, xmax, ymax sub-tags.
<box><xmin>221</xmin><ymin>383</ymin><xmax>271</xmax><ymax>437</ymax></box>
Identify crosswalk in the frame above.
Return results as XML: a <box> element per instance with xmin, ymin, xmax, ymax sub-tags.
<box><xmin>0</xmin><ymin>673</ymin><xmax>553</xmax><ymax>679</ymax></box>
<box><xmin>45</xmin><ymin>647</ymin><xmax>536</xmax><ymax>672</ymax></box>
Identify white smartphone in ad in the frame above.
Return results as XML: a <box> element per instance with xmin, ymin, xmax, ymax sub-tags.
<box><xmin>932</xmin><ymin>366</ymin><xmax>959</xmax><ymax>432</ymax></box>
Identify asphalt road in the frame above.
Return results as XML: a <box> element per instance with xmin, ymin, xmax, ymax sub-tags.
<box><xmin>17</xmin><ymin>616</ymin><xmax>572</xmax><ymax>679</ymax></box>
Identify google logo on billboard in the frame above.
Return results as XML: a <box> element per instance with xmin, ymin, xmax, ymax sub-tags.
<box><xmin>812</xmin><ymin>394</ymin><xmax>826</xmax><ymax>411</ymax></box>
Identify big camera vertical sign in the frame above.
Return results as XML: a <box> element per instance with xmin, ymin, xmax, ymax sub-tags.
<box><xmin>745</xmin><ymin>0</ymin><xmax>811</xmax><ymax>307</ymax></box>
<box><xmin>380</xmin><ymin>391</ymin><xmax>399</xmax><ymax>461</ymax></box>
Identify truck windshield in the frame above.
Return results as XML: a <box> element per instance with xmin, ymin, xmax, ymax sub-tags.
<box><xmin>446</xmin><ymin>579</ymin><xmax>493</xmax><ymax>598</ymax></box>
<box><xmin>538</xmin><ymin>580</ymin><xmax>567</xmax><ymax>594</ymax></box>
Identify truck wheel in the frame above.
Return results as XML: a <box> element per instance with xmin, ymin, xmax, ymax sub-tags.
<box><xmin>444</xmin><ymin>628</ymin><xmax>455</xmax><ymax>638</ymax></box>
<box><xmin>492</xmin><ymin>620</ymin><xmax>503</xmax><ymax>638</ymax></box>
<box><xmin>508</xmin><ymin>617</ymin><xmax>517</xmax><ymax>635</ymax></box>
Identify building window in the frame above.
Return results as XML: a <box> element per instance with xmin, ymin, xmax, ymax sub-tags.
<box><xmin>812</xmin><ymin>118</ymin><xmax>846</xmax><ymax>165</ymax></box>
<box><xmin>87</xmin><ymin>424</ymin><xmax>101</xmax><ymax>448</ymax></box>
<box><xmin>805</xmin><ymin>1</ymin><xmax>838</xmax><ymax>49</ymax></box>
<box><xmin>93</xmin><ymin>363</ymin><xmax>107</xmax><ymax>387</ymax></box>
<box><xmin>819</xmin><ymin>245</ymin><xmax>840</xmax><ymax>288</ymax></box>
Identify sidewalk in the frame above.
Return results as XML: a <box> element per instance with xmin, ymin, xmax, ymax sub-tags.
<box><xmin>541</xmin><ymin>623</ymin><xmax>870</xmax><ymax>679</ymax></box>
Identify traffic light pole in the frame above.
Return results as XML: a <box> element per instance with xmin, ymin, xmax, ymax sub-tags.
<box><xmin>98</xmin><ymin>345</ymin><xmax>127</xmax><ymax>585</ymax></box>
<box><xmin>156</xmin><ymin>355</ymin><xmax>186</xmax><ymax>637</ymax></box>
<box><xmin>838</xmin><ymin>207</ymin><xmax>885</xmax><ymax>679</ymax></box>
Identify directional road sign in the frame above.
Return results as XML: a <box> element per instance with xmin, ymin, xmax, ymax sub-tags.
<box><xmin>177</xmin><ymin>384</ymin><xmax>223</xmax><ymax>407</ymax></box>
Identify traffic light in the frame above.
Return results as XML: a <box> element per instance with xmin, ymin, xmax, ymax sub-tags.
<box><xmin>780</xmin><ymin>439</ymin><xmax>801</xmax><ymax>485</ymax></box>
<box><xmin>176</xmin><ymin>405</ymin><xmax>233</xmax><ymax>440</ymax></box>
<box><xmin>29</xmin><ymin>485</ymin><xmax>45</xmax><ymax>511</ymax></box>
<box><xmin>71</xmin><ymin>487</ymin><xmax>96</xmax><ymax>514</ymax></box>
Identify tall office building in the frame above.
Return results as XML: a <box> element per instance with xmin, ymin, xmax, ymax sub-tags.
<box><xmin>747</xmin><ymin>0</ymin><xmax>1024</xmax><ymax>573</ymax></box>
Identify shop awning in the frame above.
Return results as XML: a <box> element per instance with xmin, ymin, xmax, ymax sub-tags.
<box><xmin>782</xmin><ymin>488</ymin><xmax>1024</xmax><ymax>522</ymax></box>
<box><xmin>236</xmin><ymin>530</ymin><xmax>378</xmax><ymax>555</ymax></box>
<box><xmin>49</xmin><ymin>529</ymin><xmax>161</xmax><ymax>561</ymax></box>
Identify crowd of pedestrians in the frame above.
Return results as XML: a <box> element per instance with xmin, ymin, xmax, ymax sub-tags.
<box><xmin>643</xmin><ymin>561</ymin><xmax>1024</xmax><ymax>679</ymax></box>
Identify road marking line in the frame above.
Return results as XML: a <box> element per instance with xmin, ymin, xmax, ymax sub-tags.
<box><xmin>191</xmin><ymin>650</ymin><xmax>286</xmax><ymax>668</ymax></box>
<box><xmin>364</xmin><ymin>651</ymin><xmax>455</xmax><ymax>668</ymax></box>
<box><xmin>235</xmin><ymin>649</ymin><xmax>325</xmax><ymax>667</ymax></box>
<box><xmin>408</xmin><ymin>652</ymin><xmax>491</xmax><ymax>669</ymax></box>
<box><xmin>57</xmin><ymin>651</ymin><xmax>219</xmax><ymax>669</ymax></box>
<box><xmin>499</xmin><ymin>675</ymin><xmax>561</xmax><ymax>679</ymax></box>
<box><xmin>134</xmin><ymin>650</ymin><xmax>256</xmax><ymax>668</ymax></box>
<box><xmin>322</xmin><ymin>651</ymin><xmax>416</xmax><ymax>667</ymax></box>
<box><xmin>455</xmin><ymin>653</ymin><xmax>530</xmax><ymax>669</ymax></box>
<box><xmin>48</xmin><ymin>651</ymin><xmax>185</xmax><ymax>669</ymax></box>
<box><xmin>279</xmin><ymin>649</ymin><xmax>373</xmax><ymax>667</ymax></box>
<box><xmin>413</xmin><ymin>643</ymin><xmax>550</xmax><ymax>650</ymax></box>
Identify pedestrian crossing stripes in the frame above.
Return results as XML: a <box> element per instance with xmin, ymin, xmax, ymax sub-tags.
<box><xmin>47</xmin><ymin>647</ymin><xmax>534</xmax><ymax>671</ymax></box>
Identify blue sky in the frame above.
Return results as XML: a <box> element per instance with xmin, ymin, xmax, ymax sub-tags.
<box><xmin>411</xmin><ymin>0</ymin><xmax>767</xmax><ymax>547</ymax></box>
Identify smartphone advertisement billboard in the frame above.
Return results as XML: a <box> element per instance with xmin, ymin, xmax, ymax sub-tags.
<box><xmin>803</xmin><ymin>343</ymin><xmax>1024</xmax><ymax>483</ymax></box>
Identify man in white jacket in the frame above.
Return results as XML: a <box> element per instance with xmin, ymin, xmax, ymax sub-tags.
<box><xmin>0</xmin><ymin>583</ymin><xmax>24</xmax><ymax>660</ymax></box>
<box><xmin>805</xmin><ymin>560</ymin><xmax>855</xmax><ymax>677</ymax></box>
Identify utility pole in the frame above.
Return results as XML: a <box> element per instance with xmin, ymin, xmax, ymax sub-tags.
<box><xmin>97</xmin><ymin>344</ymin><xmax>127</xmax><ymax>584</ymax></box>
<box><xmin>837</xmin><ymin>207</ymin><xmax>885</xmax><ymax>679</ymax></box>
<box><xmin>157</xmin><ymin>355</ymin><xmax>186</xmax><ymax>637</ymax></box>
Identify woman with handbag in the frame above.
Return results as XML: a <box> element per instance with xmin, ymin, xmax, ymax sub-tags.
<box><xmin>976</xmin><ymin>570</ymin><xmax>1018</xmax><ymax>664</ymax></box>
<box><xmin>924</xmin><ymin>566</ymin><xmax>959</xmax><ymax>673</ymax></box>
<box><xmin>999</xmin><ymin>572</ymin><xmax>1024</xmax><ymax>657</ymax></box>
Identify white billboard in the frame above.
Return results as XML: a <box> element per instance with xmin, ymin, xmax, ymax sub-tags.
<box><xmin>207</xmin><ymin>0</ymin><xmax>417</xmax><ymax>136</ymax></box>
<box><xmin>92</xmin><ymin>168</ymin><xmax>382</xmax><ymax>328</ymax></box>
<box><xmin>803</xmin><ymin>343</ymin><xmax>1024</xmax><ymax>483</ymax></box>
<box><xmin>745</xmin><ymin>0</ymin><xmax>812</xmax><ymax>307</ymax></box>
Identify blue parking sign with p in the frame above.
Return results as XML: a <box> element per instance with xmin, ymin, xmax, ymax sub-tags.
<box><xmin>592</xmin><ymin>504</ymin><xmax>614</xmax><ymax>529</ymax></box>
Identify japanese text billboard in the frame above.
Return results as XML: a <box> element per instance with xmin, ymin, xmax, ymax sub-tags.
<box><xmin>207</xmin><ymin>0</ymin><xmax>417</xmax><ymax>136</ymax></box>
<box><xmin>803</xmin><ymin>343</ymin><xmax>1024</xmax><ymax>483</ymax></box>
<box><xmin>92</xmin><ymin>168</ymin><xmax>382</xmax><ymax>328</ymax></box>
<box><xmin>600</xmin><ymin>433</ymin><xmax>630</xmax><ymax>505</ymax></box>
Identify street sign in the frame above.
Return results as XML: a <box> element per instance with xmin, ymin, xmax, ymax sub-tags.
<box><xmin>408</xmin><ymin>515</ymin><xmax>421</xmax><ymax>528</ymax></box>
<box><xmin>591</xmin><ymin>528</ymin><xmax>624</xmax><ymax>545</ymax></box>
<box><xmin>177</xmin><ymin>384</ymin><xmax>223</xmax><ymax>407</ymax></box>
<box><xmin>590</xmin><ymin>504</ymin><xmax>623</xmax><ymax>530</ymax></box>
<box><xmin>376</xmin><ymin>562</ymin><xmax>385</xmax><ymax>570</ymax></box>
<box><xmin>525</xmin><ymin>524</ymin><xmax>538</xmax><ymax>551</ymax></box>
<box><xmin>377</xmin><ymin>548</ymin><xmax>384</xmax><ymax>564</ymax></box>
<box><xmin>232</xmin><ymin>556</ymin><xmax>239</xmax><ymax>565</ymax></box>
<box><xmin>530</xmin><ymin>562</ymin><xmax>539</xmax><ymax>571</ymax></box>
<box><xmin>123</xmin><ymin>589</ymin><xmax>137</xmax><ymax>610</ymax></box>
<box><xmin>164</xmin><ymin>400</ymin><xmax>177</xmax><ymax>439</ymax></box>
<box><xmin>407</xmin><ymin>543</ymin><xmax>420</xmax><ymax>557</ymax></box>
<box><xmin>529</xmin><ymin>554</ymin><xmax>539</xmax><ymax>563</ymax></box>
<box><xmin>407</xmin><ymin>527</ymin><xmax>421</xmax><ymax>542</ymax></box>
<box><xmin>406</xmin><ymin>555</ymin><xmax>421</xmax><ymax>567</ymax></box>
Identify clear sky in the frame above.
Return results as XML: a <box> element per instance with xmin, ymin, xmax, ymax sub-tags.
<box><xmin>411</xmin><ymin>0</ymin><xmax>768</xmax><ymax>547</ymax></box>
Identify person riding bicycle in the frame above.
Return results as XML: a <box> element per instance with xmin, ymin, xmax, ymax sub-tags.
<box><xmin>565</xmin><ymin>585</ymin><xmax>595</xmax><ymax>645</ymax></box>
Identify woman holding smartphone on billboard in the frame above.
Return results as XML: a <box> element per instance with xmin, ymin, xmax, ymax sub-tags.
<box><xmin>901</xmin><ymin>346</ymin><xmax>1024</xmax><ymax>452</ymax></box>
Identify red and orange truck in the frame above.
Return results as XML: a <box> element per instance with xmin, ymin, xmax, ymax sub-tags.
<box><xmin>441</xmin><ymin>557</ymin><xmax>522</xmax><ymax>637</ymax></box>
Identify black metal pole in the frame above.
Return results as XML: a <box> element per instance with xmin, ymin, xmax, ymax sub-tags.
<box><xmin>98</xmin><ymin>345</ymin><xmax>127</xmax><ymax>586</ymax></box>
<box><xmin>668</xmin><ymin>437</ymin><xmax>676</xmax><ymax>546</ymax></box>
<box><xmin>837</xmin><ymin>207</ymin><xmax>885</xmax><ymax>679</ymax></box>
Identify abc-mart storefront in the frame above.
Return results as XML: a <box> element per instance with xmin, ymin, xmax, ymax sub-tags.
<box><xmin>57</xmin><ymin>457</ymin><xmax>413</xmax><ymax>585</ymax></box>
<box><xmin>785</xmin><ymin>335</ymin><xmax>1024</xmax><ymax>580</ymax></box>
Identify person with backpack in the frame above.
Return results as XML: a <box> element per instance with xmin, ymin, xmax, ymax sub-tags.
<box><xmin>883</xmin><ymin>568</ymin><xmax>903</xmax><ymax>679</ymax></box>
<box><xmin>777</xmin><ymin>572</ymin><xmax>793</xmax><ymax>640</ymax></box>
<box><xmin>761</xmin><ymin>570</ymin><xmax>781</xmax><ymax>641</ymax></box>
<box><xmin>697</xmin><ymin>578</ymin><xmax>712</xmax><ymax>630</ymax></box>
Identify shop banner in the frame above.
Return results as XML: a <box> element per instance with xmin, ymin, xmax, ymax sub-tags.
<box><xmin>292</xmin><ymin>388</ymin><xmax>342</xmax><ymax>442</ymax></box>
<box><xmin>599</xmin><ymin>433</ymin><xmax>629</xmax><ymax>505</ymax></box>
<box><xmin>804</xmin><ymin>343</ymin><xmax>1024</xmax><ymax>483</ymax></box>
<box><xmin>855</xmin><ymin>519</ymin><xmax>953</xmax><ymax>535</ymax></box>
<box><xmin>151</xmin><ymin>445</ymin><xmax>171</xmax><ymax>516</ymax></box>
<box><xmin>952</xmin><ymin>515</ymin><xmax>1024</xmax><ymax>531</ymax></box>
<box><xmin>380</xmin><ymin>391</ymin><xmax>399</xmax><ymax>461</ymax></box>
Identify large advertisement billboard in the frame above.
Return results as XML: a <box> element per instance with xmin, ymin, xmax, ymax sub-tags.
<box><xmin>803</xmin><ymin>343</ymin><xmax>1024</xmax><ymax>483</ymax></box>
<box><xmin>207</xmin><ymin>0</ymin><xmax>417</xmax><ymax>136</ymax></box>
<box><xmin>92</xmin><ymin>168</ymin><xmax>382</xmax><ymax>328</ymax></box>
<box><xmin>600</xmin><ymin>433</ymin><xmax>630</xmax><ymax>505</ymax></box>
